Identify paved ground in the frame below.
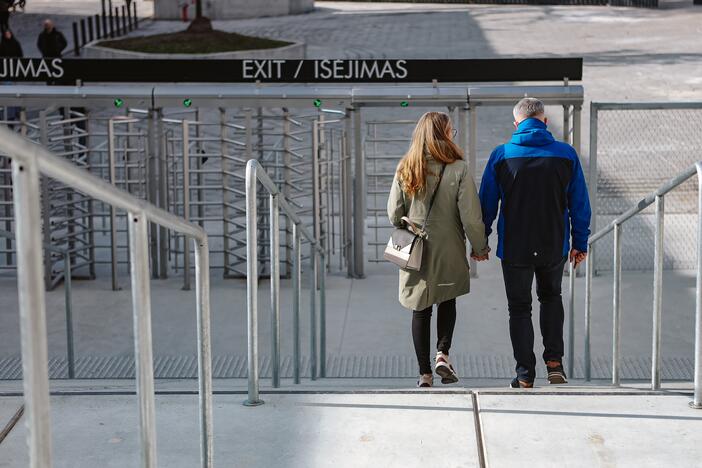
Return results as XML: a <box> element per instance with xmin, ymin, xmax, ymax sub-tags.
<box><xmin>0</xmin><ymin>383</ymin><xmax>700</xmax><ymax>468</ymax></box>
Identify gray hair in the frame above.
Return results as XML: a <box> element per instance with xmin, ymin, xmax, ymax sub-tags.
<box><xmin>513</xmin><ymin>98</ymin><xmax>545</xmax><ymax>121</ymax></box>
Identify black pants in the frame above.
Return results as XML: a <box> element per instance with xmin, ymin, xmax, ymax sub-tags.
<box><xmin>501</xmin><ymin>257</ymin><xmax>566</xmax><ymax>382</ymax></box>
<box><xmin>412</xmin><ymin>299</ymin><xmax>456</xmax><ymax>375</ymax></box>
<box><xmin>0</xmin><ymin>12</ymin><xmax>9</xmax><ymax>34</ymax></box>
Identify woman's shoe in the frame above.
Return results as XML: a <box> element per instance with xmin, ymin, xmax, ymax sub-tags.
<box><xmin>435</xmin><ymin>351</ymin><xmax>459</xmax><ymax>384</ymax></box>
<box><xmin>417</xmin><ymin>373</ymin><xmax>433</xmax><ymax>388</ymax></box>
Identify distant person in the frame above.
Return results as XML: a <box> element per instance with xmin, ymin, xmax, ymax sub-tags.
<box><xmin>1</xmin><ymin>30</ymin><xmax>22</xmax><ymax>124</ymax></box>
<box><xmin>0</xmin><ymin>29</ymin><xmax>22</xmax><ymax>57</ymax></box>
<box><xmin>37</xmin><ymin>19</ymin><xmax>67</xmax><ymax>58</ymax></box>
<box><xmin>387</xmin><ymin>111</ymin><xmax>489</xmax><ymax>388</ymax></box>
<box><xmin>478</xmin><ymin>98</ymin><xmax>591</xmax><ymax>389</ymax></box>
<box><xmin>0</xmin><ymin>0</ymin><xmax>11</xmax><ymax>34</ymax></box>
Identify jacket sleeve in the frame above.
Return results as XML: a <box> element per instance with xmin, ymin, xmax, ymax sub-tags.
<box><xmin>387</xmin><ymin>174</ymin><xmax>407</xmax><ymax>228</ymax></box>
<box><xmin>58</xmin><ymin>32</ymin><xmax>67</xmax><ymax>54</ymax></box>
<box><xmin>479</xmin><ymin>147</ymin><xmax>501</xmax><ymax>239</ymax></box>
<box><xmin>458</xmin><ymin>163</ymin><xmax>488</xmax><ymax>255</ymax></box>
<box><xmin>567</xmin><ymin>151</ymin><xmax>592</xmax><ymax>252</ymax></box>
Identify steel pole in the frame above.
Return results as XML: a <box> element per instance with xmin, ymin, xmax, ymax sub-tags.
<box><xmin>352</xmin><ymin>107</ymin><xmax>364</xmax><ymax>278</ymax></box>
<box><xmin>651</xmin><ymin>195</ymin><xmax>664</xmax><ymax>390</ymax></box>
<box><xmin>310</xmin><ymin>242</ymin><xmax>318</xmax><ymax>380</ymax></box>
<box><xmin>108</xmin><ymin>119</ymin><xmax>119</xmax><ymax>290</ymax></box>
<box><xmin>612</xmin><ymin>223</ymin><xmax>622</xmax><ymax>386</ymax></box>
<box><xmin>182</xmin><ymin>120</ymin><xmax>191</xmax><ymax>291</ymax></box>
<box><xmin>468</xmin><ymin>105</ymin><xmax>478</xmax><ymax>278</ymax></box>
<box><xmin>692</xmin><ymin>162</ymin><xmax>702</xmax><ymax>408</ymax></box>
<box><xmin>270</xmin><ymin>194</ymin><xmax>281</xmax><ymax>389</ymax></box>
<box><xmin>194</xmin><ymin>239</ymin><xmax>213</xmax><ymax>467</ymax></box>
<box><xmin>344</xmin><ymin>109</ymin><xmax>354</xmax><ymax>278</ymax></box>
<box><xmin>127</xmin><ymin>212</ymin><xmax>157</xmax><ymax>468</ymax></box>
<box><xmin>64</xmin><ymin>250</ymin><xmax>75</xmax><ymax>379</ymax></box>
<box><xmin>292</xmin><ymin>223</ymin><xmax>301</xmax><ymax>384</ymax></box>
<box><xmin>568</xmin><ymin>259</ymin><xmax>575</xmax><ymax>377</ymax></box>
<box><xmin>244</xmin><ymin>162</ymin><xmax>263</xmax><ymax>406</ymax></box>
<box><xmin>12</xmin><ymin>155</ymin><xmax>53</xmax><ymax>468</ymax></box>
<box><xmin>584</xmin><ymin>245</ymin><xmax>593</xmax><ymax>381</ymax></box>
<box><xmin>320</xmin><ymin>252</ymin><xmax>326</xmax><ymax>378</ymax></box>
<box><xmin>588</xmin><ymin>103</ymin><xmax>599</xmax><ymax>273</ymax></box>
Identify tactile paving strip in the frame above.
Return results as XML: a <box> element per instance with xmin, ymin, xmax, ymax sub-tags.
<box><xmin>0</xmin><ymin>355</ymin><xmax>694</xmax><ymax>380</ymax></box>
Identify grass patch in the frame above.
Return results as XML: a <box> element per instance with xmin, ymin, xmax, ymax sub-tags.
<box><xmin>97</xmin><ymin>30</ymin><xmax>292</xmax><ymax>54</ymax></box>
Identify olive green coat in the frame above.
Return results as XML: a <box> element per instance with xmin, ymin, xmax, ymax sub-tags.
<box><xmin>387</xmin><ymin>156</ymin><xmax>489</xmax><ymax>311</ymax></box>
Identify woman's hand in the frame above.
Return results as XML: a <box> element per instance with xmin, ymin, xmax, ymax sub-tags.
<box><xmin>471</xmin><ymin>246</ymin><xmax>491</xmax><ymax>262</ymax></box>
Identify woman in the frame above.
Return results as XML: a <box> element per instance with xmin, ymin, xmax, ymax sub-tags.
<box><xmin>387</xmin><ymin>112</ymin><xmax>489</xmax><ymax>388</ymax></box>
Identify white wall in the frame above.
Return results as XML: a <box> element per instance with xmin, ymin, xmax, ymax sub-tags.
<box><xmin>154</xmin><ymin>0</ymin><xmax>314</xmax><ymax>20</ymax></box>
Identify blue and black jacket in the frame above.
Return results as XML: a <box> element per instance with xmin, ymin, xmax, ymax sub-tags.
<box><xmin>479</xmin><ymin>118</ymin><xmax>591</xmax><ymax>264</ymax></box>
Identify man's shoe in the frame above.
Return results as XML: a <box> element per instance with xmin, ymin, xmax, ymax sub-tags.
<box><xmin>546</xmin><ymin>360</ymin><xmax>568</xmax><ymax>384</ymax></box>
<box><xmin>509</xmin><ymin>377</ymin><xmax>534</xmax><ymax>389</ymax></box>
<box><xmin>435</xmin><ymin>351</ymin><xmax>459</xmax><ymax>384</ymax></box>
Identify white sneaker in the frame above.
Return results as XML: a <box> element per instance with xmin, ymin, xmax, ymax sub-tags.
<box><xmin>417</xmin><ymin>373</ymin><xmax>433</xmax><ymax>388</ymax></box>
<box><xmin>435</xmin><ymin>351</ymin><xmax>459</xmax><ymax>384</ymax></box>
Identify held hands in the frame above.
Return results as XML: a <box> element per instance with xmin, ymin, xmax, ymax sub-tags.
<box><xmin>470</xmin><ymin>246</ymin><xmax>491</xmax><ymax>262</ymax></box>
<box><xmin>569</xmin><ymin>249</ymin><xmax>587</xmax><ymax>268</ymax></box>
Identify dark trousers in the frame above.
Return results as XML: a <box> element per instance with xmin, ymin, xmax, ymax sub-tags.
<box><xmin>0</xmin><ymin>12</ymin><xmax>9</xmax><ymax>33</ymax></box>
<box><xmin>412</xmin><ymin>299</ymin><xmax>456</xmax><ymax>375</ymax></box>
<box><xmin>501</xmin><ymin>257</ymin><xmax>567</xmax><ymax>382</ymax></box>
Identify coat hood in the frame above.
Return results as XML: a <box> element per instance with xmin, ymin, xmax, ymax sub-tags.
<box><xmin>509</xmin><ymin>118</ymin><xmax>555</xmax><ymax>147</ymax></box>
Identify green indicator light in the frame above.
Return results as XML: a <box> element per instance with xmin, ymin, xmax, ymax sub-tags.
<box><xmin>400</xmin><ymin>101</ymin><xmax>409</xmax><ymax>108</ymax></box>
<box><xmin>114</xmin><ymin>98</ymin><xmax>124</xmax><ymax>108</ymax></box>
<box><xmin>313</xmin><ymin>99</ymin><xmax>322</xmax><ymax>108</ymax></box>
<box><xmin>183</xmin><ymin>98</ymin><xmax>193</xmax><ymax>108</ymax></box>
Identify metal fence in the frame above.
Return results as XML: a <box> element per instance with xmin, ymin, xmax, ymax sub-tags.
<box><xmin>589</xmin><ymin>102</ymin><xmax>702</xmax><ymax>271</ymax></box>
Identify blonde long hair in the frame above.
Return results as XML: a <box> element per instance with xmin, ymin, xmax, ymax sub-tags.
<box><xmin>396</xmin><ymin>112</ymin><xmax>463</xmax><ymax>198</ymax></box>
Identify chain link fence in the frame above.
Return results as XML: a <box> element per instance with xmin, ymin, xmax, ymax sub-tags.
<box><xmin>591</xmin><ymin>103</ymin><xmax>702</xmax><ymax>271</ymax></box>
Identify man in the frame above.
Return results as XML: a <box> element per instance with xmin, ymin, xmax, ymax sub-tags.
<box><xmin>0</xmin><ymin>29</ymin><xmax>22</xmax><ymax>57</ymax></box>
<box><xmin>476</xmin><ymin>98</ymin><xmax>591</xmax><ymax>388</ymax></box>
<box><xmin>37</xmin><ymin>19</ymin><xmax>67</xmax><ymax>58</ymax></box>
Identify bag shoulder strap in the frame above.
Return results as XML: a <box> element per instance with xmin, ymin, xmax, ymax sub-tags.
<box><xmin>421</xmin><ymin>163</ymin><xmax>446</xmax><ymax>231</ymax></box>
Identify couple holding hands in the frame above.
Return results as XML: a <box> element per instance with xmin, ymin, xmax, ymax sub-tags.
<box><xmin>387</xmin><ymin>98</ymin><xmax>591</xmax><ymax>388</ymax></box>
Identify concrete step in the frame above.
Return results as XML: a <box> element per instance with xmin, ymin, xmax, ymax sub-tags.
<box><xmin>0</xmin><ymin>381</ymin><xmax>699</xmax><ymax>468</ymax></box>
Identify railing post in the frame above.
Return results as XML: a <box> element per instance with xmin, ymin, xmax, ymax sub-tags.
<box><xmin>107</xmin><ymin>119</ymin><xmax>120</xmax><ymax>291</ymax></box>
<box><xmin>310</xmin><ymin>242</ymin><xmax>318</xmax><ymax>380</ymax></box>
<box><xmin>244</xmin><ymin>162</ymin><xmax>263</xmax><ymax>406</ymax></box>
<box><xmin>182</xmin><ymin>120</ymin><xmax>191</xmax><ymax>291</ymax></box>
<box><xmin>320</xmin><ymin>252</ymin><xmax>327</xmax><ymax>378</ymax></box>
<box><xmin>693</xmin><ymin>162</ymin><xmax>702</xmax><ymax>409</ymax></box>
<box><xmin>270</xmin><ymin>194</ymin><xmax>281</xmax><ymax>389</ymax></box>
<box><xmin>292</xmin><ymin>223</ymin><xmax>301</xmax><ymax>384</ymax></box>
<box><xmin>64</xmin><ymin>250</ymin><xmax>75</xmax><ymax>379</ymax></box>
<box><xmin>567</xmin><ymin>259</ymin><xmax>575</xmax><ymax>377</ymax></box>
<box><xmin>127</xmin><ymin>212</ymin><xmax>158</xmax><ymax>468</ymax></box>
<box><xmin>651</xmin><ymin>195</ymin><xmax>664</xmax><ymax>390</ymax></box>
<box><xmin>588</xmin><ymin>103</ymin><xmax>598</xmax><ymax>274</ymax></box>
<box><xmin>12</xmin><ymin>155</ymin><xmax>53</xmax><ymax>468</ymax></box>
<box><xmin>344</xmin><ymin>108</ymin><xmax>354</xmax><ymax>278</ymax></box>
<box><xmin>612</xmin><ymin>223</ymin><xmax>622</xmax><ymax>386</ymax></box>
<box><xmin>584</xmin><ymin>245</ymin><xmax>593</xmax><ymax>381</ymax></box>
<box><xmin>352</xmin><ymin>107</ymin><xmax>365</xmax><ymax>278</ymax></box>
<box><xmin>468</xmin><ymin>104</ymin><xmax>478</xmax><ymax>278</ymax></box>
<box><xmin>194</xmin><ymin>238</ymin><xmax>214</xmax><ymax>467</ymax></box>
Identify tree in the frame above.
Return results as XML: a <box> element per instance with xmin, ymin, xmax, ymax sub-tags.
<box><xmin>187</xmin><ymin>0</ymin><xmax>212</xmax><ymax>33</ymax></box>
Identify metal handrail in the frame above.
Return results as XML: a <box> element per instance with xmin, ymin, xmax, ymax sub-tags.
<box><xmin>244</xmin><ymin>159</ymin><xmax>326</xmax><ymax>406</ymax></box>
<box><xmin>582</xmin><ymin>161</ymin><xmax>702</xmax><ymax>409</ymax></box>
<box><xmin>0</xmin><ymin>125</ymin><xmax>214</xmax><ymax>467</ymax></box>
<box><xmin>0</xmin><ymin>229</ymin><xmax>76</xmax><ymax>379</ymax></box>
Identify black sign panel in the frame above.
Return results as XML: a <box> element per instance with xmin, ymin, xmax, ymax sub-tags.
<box><xmin>0</xmin><ymin>58</ymin><xmax>582</xmax><ymax>83</ymax></box>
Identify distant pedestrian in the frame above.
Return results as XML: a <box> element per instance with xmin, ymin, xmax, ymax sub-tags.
<box><xmin>0</xmin><ymin>29</ymin><xmax>22</xmax><ymax>57</ymax></box>
<box><xmin>37</xmin><ymin>19</ymin><xmax>67</xmax><ymax>58</ymax></box>
<box><xmin>0</xmin><ymin>0</ymin><xmax>11</xmax><ymax>34</ymax></box>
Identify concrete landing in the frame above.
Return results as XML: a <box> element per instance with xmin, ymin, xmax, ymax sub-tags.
<box><xmin>0</xmin><ymin>384</ymin><xmax>701</xmax><ymax>468</ymax></box>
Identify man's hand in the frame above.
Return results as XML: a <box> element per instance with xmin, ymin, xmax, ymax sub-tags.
<box><xmin>471</xmin><ymin>246</ymin><xmax>491</xmax><ymax>262</ymax></box>
<box><xmin>569</xmin><ymin>249</ymin><xmax>587</xmax><ymax>267</ymax></box>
